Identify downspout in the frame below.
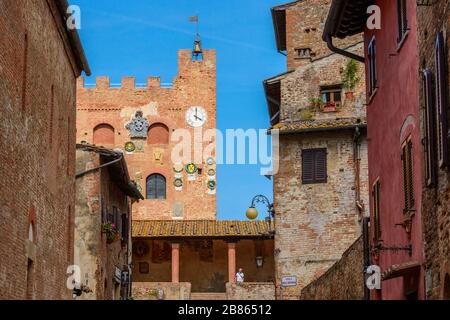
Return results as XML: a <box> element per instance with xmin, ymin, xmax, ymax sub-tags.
<box><xmin>324</xmin><ymin>34</ymin><xmax>365</xmax><ymax>63</ymax></box>
<box><xmin>75</xmin><ymin>153</ymin><xmax>123</xmax><ymax>179</ymax></box>
<box><xmin>353</xmin><ymin>126</ymin><xmax>364</xmax><ymax>219</ymax></box>
<box><xmin>362</xmin><ymin>217</ymin><xmax>371</xmax><ymax>300</ymax></box>
<box><xmin>353</xmin><ymin>126</ymin><xmax>370</xmax><ymax>300</ymax></box>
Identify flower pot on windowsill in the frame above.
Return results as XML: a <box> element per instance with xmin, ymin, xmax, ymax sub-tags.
<box><xmin>102</xmin><ymin>222</ymin><xmax>120</xmax><ymax>244</ymax></box>
<box><xmin>345</xmin><ymin>91</ymin><xmax>354</xmax><ymax>100</ymax></box>
<box><xmin>322</xmin><ymin>102</ymin><xmax>337</xmax><ymax>113</ymax></box>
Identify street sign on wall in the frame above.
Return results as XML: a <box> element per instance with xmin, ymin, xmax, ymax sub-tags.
<box><xmin>281</xmin><ymin>276</ymin><xmax>297</xmax><ymax>287</ymax></box>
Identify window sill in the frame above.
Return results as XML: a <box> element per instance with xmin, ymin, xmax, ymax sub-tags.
<box><xmin>396</xmin><ymin>30</ymin><xmax>409</xmax><ymax>53</ymax></box>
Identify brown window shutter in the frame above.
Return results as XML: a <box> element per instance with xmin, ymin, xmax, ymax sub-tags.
<box><xmin>315</xmin><ymin>149</ymin><xmax>328</xmax><ymax>183</ymax></box>
<box><xmin>302</xmin><ymin>148</ymin><xmax>327</xmax><ymax>184</ymax></box>
<box><xmin>372</xmin><ymin>180</ymin><xmax>381</xmax><ymax>242</ymax></box>
<box><xmin>402</xmin><ymin>139</ymin><xmax>415</xmax><ymax>212</ymax></box>
<box><xmin>407</xmin><ymin>140</ymin><xmax>415</xmax><ymax>209</ymax></box>
<box><xmin>397</xmin><ymin>0</ymin><xmax>408</xmax><ymax>42</ymax></box>
<box><xmin>423</xmin><ymin>69</ymin><xmax>437</xmax><ymax>186</ymax></box>
<box><xmin>436</xmin><ymin>32</ymin><xmax>449</xmax><ymax>168</ymax></box>
<box><xmin>302</xmin><ymin>150</ymin><xmax>315</xmax><ymax>184</ymax></box>
<box><xmin>402</xmin><ymin>143</ymin><xmax>409</xmax><ymax>211</ymax></box>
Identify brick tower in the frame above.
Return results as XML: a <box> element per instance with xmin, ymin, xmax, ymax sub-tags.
<box><xmin>76</xmin><ymin>49</ymin><xmax>217</xmax><ymax>221</ymax></box>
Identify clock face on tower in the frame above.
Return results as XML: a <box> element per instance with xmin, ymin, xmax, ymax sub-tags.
<box><xmin>186</xmin><ymin>106</ymin><xmax>207</xmax><ymax>128</ymax></box>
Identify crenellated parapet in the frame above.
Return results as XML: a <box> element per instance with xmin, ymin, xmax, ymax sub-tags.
<box><xmin>77</xmin><ymin>49</ymin><xmax>216</xmax><ymax>90</ymax></box>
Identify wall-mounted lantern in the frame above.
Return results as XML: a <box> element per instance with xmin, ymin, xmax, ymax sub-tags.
<box><xmin>255</xmin><ymin>256</ymin><xmax>264</xmax><ymax>268</ymax></box>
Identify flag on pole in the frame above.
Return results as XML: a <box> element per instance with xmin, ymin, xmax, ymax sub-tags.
<box><xmin>189</xmin><ymin>16</ymin><xmax>198</xmax><ymax>23</ymax></box>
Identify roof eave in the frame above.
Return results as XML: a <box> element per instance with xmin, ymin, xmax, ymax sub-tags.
<box><xmin>323</xmin><ymin>0</ymin><xmax>372</xmax><ymax>40</ymax></box>
<box><xmin>54</xmin><ymin>0</ymin><xmax>91</xmax><ymax>76</ymax></box>
<box><xmin>270</xmin><ymin>123</ymin><xmax>367</xmax><ymax>135</ymax></box>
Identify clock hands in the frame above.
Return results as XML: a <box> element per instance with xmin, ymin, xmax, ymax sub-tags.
<box><xmin>194</xmin><ymin>108</ymin><xmax>203</xmax><ymax>121</ymax></box>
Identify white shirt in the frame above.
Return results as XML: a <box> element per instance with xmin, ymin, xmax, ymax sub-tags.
<box><xmin>236</xmin><ymin>272</ymin><xmax>244</xmax><ymax>283</ymax></box>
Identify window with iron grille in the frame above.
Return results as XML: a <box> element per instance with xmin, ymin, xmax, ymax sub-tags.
<box><xmin>422</xmin><ymin>69</ymin><xmax>437</xmax><ymax>186</ymax></box>
<box><xmin>302</xmin><ymin>148</ymin><xmax>327</xmax><ymax>184</ymax></box>
<box><xmin>368</xmin><ymin>37</ymin><xmax>377</xmax><ymax>97</ymax></box>
<box><xmin>397</xmin><ymin>0</ymin><xmax>408</xmax><ymax>43</ymax></box>
<box><xmin>435</xmin><ymin>31</ymin><xmax>449</xmax><ymax>168</ymax></box>
<box><xmin>372</xmin><ymin>179</ymin><xmax>381</xmax><ymax>242</ymax></box>
<box><xmin>146</xmin><ymin>174</ymin><xmax>166</xmax><ymax>199</ymax></box>
<box><xmin>402</xmin><ymin>138</ymin><xmax>415</xmax><ymax>213</ymax></box>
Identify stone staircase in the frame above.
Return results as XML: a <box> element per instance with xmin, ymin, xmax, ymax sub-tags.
<box><xmin>190</xmin><ymin>292</ymin><xmax>227</xmax><ymax>300</ymax></box>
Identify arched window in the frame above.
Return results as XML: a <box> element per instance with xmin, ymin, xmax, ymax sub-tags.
<box><xmin>93</xmin><ymin>124</ymin><xmax>115</xmax><ymax>146</ymax></box>
<box><xmin>148</xmin><ymin>123</ymin><xmax>169</xmax><ymax>145</ymax></box>
<box><xmin>146</xmin><ymin>174</ymin><xmax>166</xmax><ymax>199</ymax></box>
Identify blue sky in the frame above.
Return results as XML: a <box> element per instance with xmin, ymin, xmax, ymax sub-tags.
<box><xmin>71</xmin><ymin>0</ymin><xmax>287</xmax><ymax>220</ymax></box>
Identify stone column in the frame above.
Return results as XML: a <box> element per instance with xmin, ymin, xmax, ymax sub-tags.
<box><xmin>227</xmin><ymin>242</ymin><xmax>236</xmax><ymax>284</ymax></box>
<box><xmin>171</xmin><ymin>243</ymin><xmax>180</xmax><ymax>283</ymax></box>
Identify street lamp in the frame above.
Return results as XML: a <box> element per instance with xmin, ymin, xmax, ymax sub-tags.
<box><xmin>246</xmin><ymin>195</ymin><xmax>275</xmax><ymax>221</ymax></box>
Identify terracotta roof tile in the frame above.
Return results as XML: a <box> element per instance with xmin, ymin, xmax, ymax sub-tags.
<box><xmin>132</xmin><ymin>220</ymin><xmax>273</xmax><ymax>239</ymax></box>
<box><xmin>271</xmin><ymin>117</ymin><xmax>367</xmax><ymax>133</ymax></box>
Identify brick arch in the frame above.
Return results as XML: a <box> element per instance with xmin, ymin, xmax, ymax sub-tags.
<box><xmin>93</xmin><ymin>123</ymin><xmax>115</xmax><ymax>147</ymax></box>
<box><xmin>399</xmin><ymin>115</ymin><xmax>416</xmax><ymax>143</ymax></box>
<box><xmin>148</xmin><ymin>122</ymin><xmax>169</xmax><ymax>145</ymax></box>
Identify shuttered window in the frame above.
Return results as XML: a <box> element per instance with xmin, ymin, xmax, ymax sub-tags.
<box><xmin>147</xmin><ymin>174</ymin><xmax>166</xmax><ymax>199</ymax></box>
<box><xmin>121</xmin><ymin>214</ymin><xmax>128</xmax><ymax>241</ymax></box>
<box><xmin>402</xmin><ymin>138</ymin><xmax>415</xmax><ymax>213</ymax></box>
<box><xmin>423</xmin><ymin>69</ymin><xmax>437</xmax><ymax>186</ymax></box>
<box><xmin>368</xmin><ymin>37</ymin><xmax>377</xmax><ymax>97</ymax></box>
<box><xmin>397</xmin><ymin>0</ymin><xmax>408</xmax><ymax>43</ymax></box>
<box><xmin>302</xmin><ymin>148</ymin><xmax>327</xmax><ymax>184</ymax></box>
<box><xmin>435</xmin><ymin>32</ymin><xmax>449</xmax><ymax>168</ymax></box>
<box><xmin>372</xmin><ymin>179</ymin><xmax>381</xmax><ymax>242</ymax></box>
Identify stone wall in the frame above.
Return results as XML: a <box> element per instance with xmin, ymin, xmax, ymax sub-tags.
<box><xmin>271</xmin><ymin>3</ymin><xmax>367</xmax><ymax>299</ymax></box>
<box><xmin>132</xmin><ymin>282</ymin><xmax>191</xmax><ymax>300</ymax></box>
<box><xmin>274</xmin><ymin>131</ymin><xmax>368</xmax><ymax>299</ymax></box>
<box><xmin>226</xmin><ymin>283</ymin><xmax>275</xmax><ymax>300</ymax></box>
<box><xmin>0</xmin><ymin>0</ymin><xmax>83</xmax><ymax>299</ymax></box>
<box><xmin>75</xmin><ymin>149</ymin><xmax>132</xmax><ymax>300</ymax></box>
<box><xmin>417</xmin><ymin>0</ymin><xmax>450</xmax><ymax>300</ymax></box>
<box><xmin>300</xmin><ymin>236</ymin><xmax>364</xmax><ymax>300</ymax></box>
<box><xmin>284</xmin><ymin>0</ymin><xmax>363</xmax><ymax>70</ymax></box>
<box><xmin>76</xmin><ymin>50</ymin><xmax>217</xmax><ymax>222</ymax></box>
<box><xmin>280</xmin><ymin>42</ymin><xmax>366</xmax><ymax>122</ymax></box>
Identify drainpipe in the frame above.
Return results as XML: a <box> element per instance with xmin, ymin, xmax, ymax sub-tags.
<box><xmin>75</xmin><ymin>153</ymin><xmax>123</xmax><ymax>179</ymax></box>
<box><xmin>324</xmin><ymin>34</ymin><xmax>365</xmax><ymax>63</ymax></box>
<box><xmin>353</xmin><ymin>126</ymin><xmax>370</xmax><ymax>300</ymax></box>
<box><xmin>353</xmin><ymin>127</ymin><xmax>364</xmax><ymax>220</ymax></box>
<box><xmin>362</xmin><ymin>217</ymin><xmax>371</xmax><ymax>300</ymax></box>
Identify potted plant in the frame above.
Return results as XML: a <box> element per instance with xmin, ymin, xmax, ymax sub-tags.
<box><xmin>101</xmin><ymin>222</ymin><xmax>120</xmax><ymax>244</ymax></box>
<box><xmin>308</xmin><ymin>97</ymin><xmax>324</xmax><ymax>111</ymax></box>
<box><xmin>342</xmin><ymin>59</ymin><xmax>360</xmax><ymax>100</ymax></box>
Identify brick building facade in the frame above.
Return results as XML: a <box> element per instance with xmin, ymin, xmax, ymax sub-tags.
<box><xmin>75</xmin><ymin>144</ymin><xmax>143</xmax><ymax>300</ymax></box>
<box><xmin>416</xmin><ymin>0</ymin><xmax>450</xmax><ymax>300</ymax></box>
<box><xmin>0</xmin><ymin>0</ymin><xmax>89</xmax><ymax>299</ymax></box>
<box><xmin>76</xmin><ymin>50</ymin><xmax>217</xmax><ymax>221</ymax></box>
<box><xmin>265</xmin><ymin>0</ymin><xmax>368</xmax><ymax>299</ymax></box>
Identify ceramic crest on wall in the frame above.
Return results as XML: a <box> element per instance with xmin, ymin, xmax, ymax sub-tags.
<box><xmin>126</xmin><ymin>110</ymin><xmax>150</xmax><ymax>139</ymax></box>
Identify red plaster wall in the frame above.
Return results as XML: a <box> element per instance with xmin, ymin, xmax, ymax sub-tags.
<box><xmin>365</xmin><ymin>0</ymin><xmax>424</xmax><ymax>300</ymax></box>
